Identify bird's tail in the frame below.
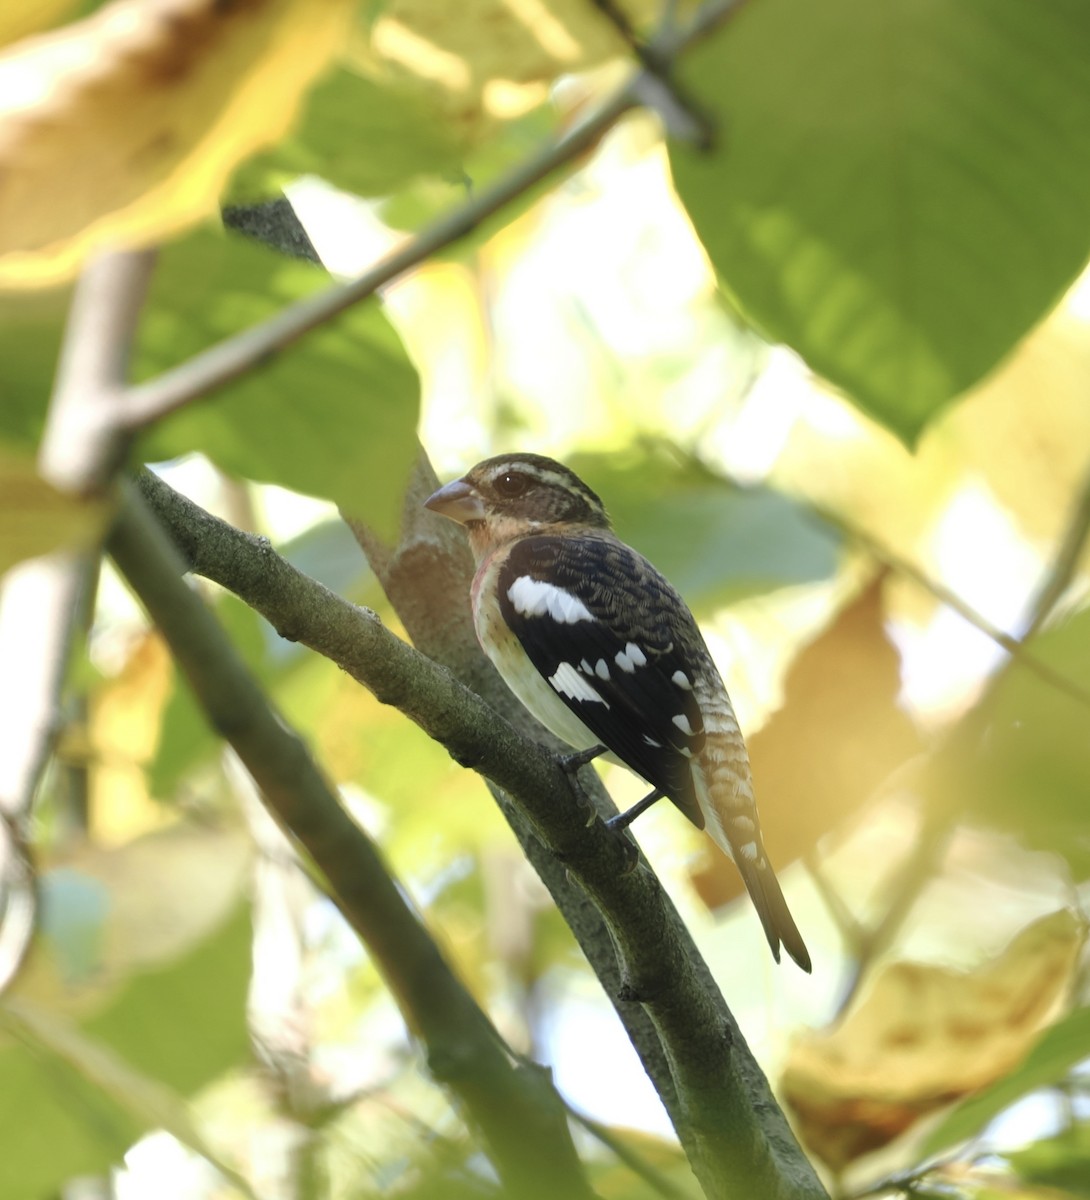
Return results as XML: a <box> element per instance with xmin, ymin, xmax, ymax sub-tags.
<box><xmin>694</xmin><ymin>734</ymin><xmax>811</xmax><ymax>972</ymax></box>
<box><xmin>734</xmin><ymin>847</ymin><xmax>812</xmax><ymax>973</ymax></box>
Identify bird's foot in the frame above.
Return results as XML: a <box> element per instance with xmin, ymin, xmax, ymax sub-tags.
<box><xmin>558</xmin><ymin>743</ymin><xmax>607</xmax><ymax>776</ymax></box>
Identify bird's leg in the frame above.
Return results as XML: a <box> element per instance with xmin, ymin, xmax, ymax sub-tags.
<box><xmin>558</xmin><ymin>743</ymin><xmax>607</xmax><ymax>775</ymax></box>
<box><xmin>557</xmin><ymin>744</ymin><xmax>609</xmax><ymax>826</ymax></box>
<box><xmin>605</xmin><ymin>788</ymin><xmax>665</xmax><ymax>833</ymax></box>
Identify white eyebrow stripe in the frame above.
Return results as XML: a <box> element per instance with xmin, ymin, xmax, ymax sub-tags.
<box><xmin>507</xmin><ymin>576</ymin><xmax>595</xmax><ymax>624</ymax></box>
<box><xmin>549</xmin><ymin>662</ymin><xmax>609</xmax><ymax>705</ymax></box>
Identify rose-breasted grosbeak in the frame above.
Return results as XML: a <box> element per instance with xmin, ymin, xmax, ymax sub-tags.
<box><xmin>425</xmin><ymin>453</ymin><xmax>810</xmax><ymax>972</ymax></box>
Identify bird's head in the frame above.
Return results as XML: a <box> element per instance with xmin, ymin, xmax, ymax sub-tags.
<box><xmin>425</xmin><ymin>454</ymin><xmax>610</xmax><ymax>559</ymax></box>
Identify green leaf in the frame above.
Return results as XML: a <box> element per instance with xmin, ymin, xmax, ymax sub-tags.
<box><xmin>149</xmin><ymin>594</ymin><xmax>269</xmax><ymax>798</ymax></box>
<box><xmin>922</xmin><ymin>1006</ymin><xmax>1090</xmax><ymax>1156</ymax></box>
<box><xmin>0</xmin><ymin>284</ymin><xmax>68</xmax><ymax>446</ymax></box>
<box><xmin>670</xmin><ymin>0</ymin><xmax>1090</xmax><ymax>443</ymax></box>
<box><xmin>230</xmin><ymin>66</ymin><xmax>464</xmax><ymax>202</ymax></box>
<box><xmin>953</xmin><ymin>608</ymin><xmax>1090</xmax><ymax>876</ymax></box>
<box><xmin>137</xmin><ymin>226</ymin><xmax>420</xmax><ymax>538</ymax></box>
<box><xmin>0</xmin><ymin>902</ymin><xmax>252</xmax><ymax>1197</ymax></box>
<box><xmin>1006</xmin><ymin>1121</ymin><xmax>1090</xmax><ymax>1198</ymax></box>
<box><xmin>571</xmin><ymin>447</ymin><xmax>839</xmax><ymax>613</ymax></box>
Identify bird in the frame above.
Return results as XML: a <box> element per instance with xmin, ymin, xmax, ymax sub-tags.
<box><xmin>425</xmin><ymin>453</ymin><xmax>811</xmax><ymax>972</ymax></box>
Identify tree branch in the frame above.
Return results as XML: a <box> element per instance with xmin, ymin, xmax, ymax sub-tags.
<box><xmin>135</xmin><ymin>468</ymin><xmax>828</xmax><ymax>1200</ymax></box>
<box><xmin>108</xmin><ymin>485</ymin><xmax>596</xmax><ymax>1200</ymax></box>
<box><xmin>0</xmin><ymin>250</ymin><xmax>155</xmax><ymax>995</ymax></box>
<box><xmin>814</xmin><ymin>506</ymin><xmax>1090</xmax><ymax>713</ymax></box>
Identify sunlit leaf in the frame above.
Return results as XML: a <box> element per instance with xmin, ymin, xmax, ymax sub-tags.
<box><xmin>781</xmin><ymin>911</ymin><xmax>1085</xmax><ymax>1171</ymax></box>
<box><xmin>571</xmin><ymin>446</ymin><xmax>839</xmax><ymax>614</ymax></box>
<box><xmin>232</xmin><ymin>66</ymin><xmax>464</xmax><ymax>202</ymax></box>
<box><xmin>692</xmin><ymin>575</ymin><xmax>922</xmax><ymax>908</ymax></box>
<box><xmin>0</xmin><ymin>0</ymin><xmax>354</xmax><ymax>287</ymax></box>
<box><xmin>137</xmin><ymin>227</ymin><xmax>420</xmax><ymax>538</ymax></box>
<box><xmin>922</xmin><ymin>1006</ymin><xmax>1090</xmax><ymax>1158</ymax></box>
<box><xmin>670</xmin><ymin>0</ymin><xmax>1090</xmax><ymax>442</ymax></box>
<box><xmin>351</xmin><ymin>0</ymin><xmax>651</xmax><ymax>147</ymax></box>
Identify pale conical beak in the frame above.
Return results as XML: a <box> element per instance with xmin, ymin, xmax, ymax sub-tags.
<box><xmin>424</xmin><ymin>478</ymin><xmax>486</xmax><ymax>525</ymax></box>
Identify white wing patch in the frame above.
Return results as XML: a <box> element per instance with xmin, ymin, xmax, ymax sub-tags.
<box><xmin>671</xmin><ymin>670</ymin><xmax>692</xmax><ymax>691</ymax></box>
<box><xmin>614</xmin><ymin>642</ymin><xmax>648</xmax><ymax>673</ymax></box>
<box><xmin>549</xmin><ymin>661</ymin><xmax>609</xmax><ymax>705</ymax></box>
<box><xmin>672</xmin><ymin>713</ymin><xmax>695</xmax><ymax>736</ymax></box>
<box><xmin>507</xmin><ymin>576</ymin><xmax>594</xmax><ymax>624</ymax></box>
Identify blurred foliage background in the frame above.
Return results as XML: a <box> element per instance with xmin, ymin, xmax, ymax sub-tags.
<box><xmin>1</xmin><ymin>0</ymin><xmax>1090</xmax><ymax>1197</ymax></box>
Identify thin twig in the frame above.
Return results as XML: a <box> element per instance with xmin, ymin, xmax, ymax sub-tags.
<box><xmin>119</xmin><ymin>0</ymin><xmax>749</xmax><ymax>428</ymax></box>
<box><xmin>120</xmin><ymin>93</ymin><xmax>634</xmax><ymax>425</ymax></box>
<box><xmin>590</xmin><ymin>0</ymin><xmax>718</xmax><ymax>147</ymax></box>
<box><xmin>1019</xmin><ymin>462</ymin><xmax>1090</xmax><ymax>640</ymax></box>
<box><xmin>814</xmin><ymin>505</ymin><xmax>1090</xmax><ymax>713</ymax></box>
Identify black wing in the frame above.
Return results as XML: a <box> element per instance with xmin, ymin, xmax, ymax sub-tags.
<box><xmin>497</xmin><ymin>533</ymin><xmax>710</xmax><ymax>827</ymax></box>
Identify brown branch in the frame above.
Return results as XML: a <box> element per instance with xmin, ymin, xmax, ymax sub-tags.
<box><xmin>108</xmin><ymin>485</ymin><xmax>596</xmax><ymax>1200</ymax></box>
<box><xmin>135</xmin><ymin>467</ymin><xmax>828</xmax><ymax>1200</ymax></box>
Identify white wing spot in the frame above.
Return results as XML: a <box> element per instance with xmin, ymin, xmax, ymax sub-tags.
<box><xmin>508</xmin><ymin>576</ymin><xmax>594</xmax><ymax>624</ymax></box>
<box><xmin>595</xmin><ymin>658</ymin><xmax>610</xmax><ymax>680</ymax></box>
<box><xmin>549</xmin><ymin>662</ymin><xmax>608</xmax><ymax>705</ymax></box>
<box><xmin>672</xmin><ymin>713</ymin><xmax>695</xmax><ymax>736</ymax></box>
<box><xmin>671</xmin><ymin>670</ymin><xmax>692</xmax><ymax>691</ymax></box>
<box><xmin>615</xmin><ymin>642</ymin><xmax>648</xmax><ymax>673</ymax></box>
<box><xmin>642</xmin><ymin>734</ymin><xmax>662</xmax><ymax>747</ymax></box>
<box><xmin>739</xmin><ymin>841</ymin><xmax>758</xmax><ymax>862</ymax></box>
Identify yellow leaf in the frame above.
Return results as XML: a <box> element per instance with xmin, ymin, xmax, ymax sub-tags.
<box><xmin>0</xmin><ymin>0</ymin><xmax>353</xmax><ymax>288</ymax></box>
<box><xmin>0</xmin><ymin>445</ymin><xmax>111</xmax><ymax>574</ymax></box>
<box><xmin>781</xmin><ymin>911</ymin><xmax>1086</xmax><ymax>1171</ymax></box>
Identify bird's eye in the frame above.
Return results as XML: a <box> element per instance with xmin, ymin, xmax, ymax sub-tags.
<box><xmin>493</xmin><ymin>471</ymin><xmax>530</xmax><ymax>498</ymax></box>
